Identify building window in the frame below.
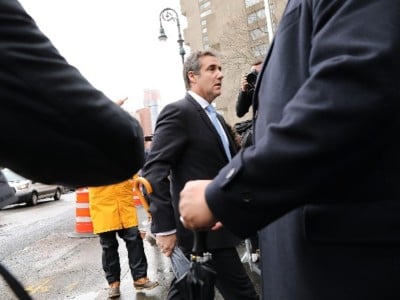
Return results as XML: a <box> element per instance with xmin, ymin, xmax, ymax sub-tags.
<box><xmin>245</xmin><ymin>0</ymin><xmax>262</xmax><ymax>8</ymax></box>
<box><xmin>203</xmin><ymin>35</ymin><xmax>209</xmax><ymax>42</ymax></box>
<box><xmin>200</xmin><ymin>1</ymin><xmax>210</xmax><ymax>10</ymax></box>
<box><xmin>248</xmin><ymin>8</ymin><xmax>266</xmax><ymax>24</ymax></box>
<box><xmin>252</xmin><ymin>43</ymin><xmax>267</xmax><ymax>57</ymax></box>
<box><xmin>201</xmin><ymin>19</ymin><xmax>207</xmax><ymax>26</ymax></box>
<box><xmin>250</xmin><ymin>25</ymin><xmax>268</xmax><ymax>40</ymax></box>
<box><xmin>250</xmin><ymin>26</ymin><xmax>267</xmax><ymax>40</ymax></box>
<box><xmin>202</xmin><ymin>27</ymin><xmax>208</xmax><ymax>33</ymax></box>
<box><xmin>200</xmin><ymin>9</ymin><xmax>212</xmax><ymax>18</ymax></box>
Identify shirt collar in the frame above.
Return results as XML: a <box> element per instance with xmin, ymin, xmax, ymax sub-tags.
<box><xmin>188</xmin><ymin>90</ymin><xmax>210</xmax><ymax>109</ymax></box>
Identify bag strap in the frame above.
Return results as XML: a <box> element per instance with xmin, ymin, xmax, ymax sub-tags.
<box><xmin>0</xmin><ymin>262</ymin><xmax>32</xmax><ymax>300</ymax></box>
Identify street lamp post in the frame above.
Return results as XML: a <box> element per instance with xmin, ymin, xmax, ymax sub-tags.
<box><xmin>158</xmin><ymin>8</ymin><xmax>186</xmax><ymax>64</ymax></box>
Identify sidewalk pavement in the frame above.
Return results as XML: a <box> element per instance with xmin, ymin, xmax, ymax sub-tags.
<box><xmin>94</xmin><ymin>205</ymin><xmax>261</xmax><ymax>299</ymax></box>
<box><xmin>94</xmin><ymin>205</ymin><xmax>173</xmax><ymax>299</ymax></box>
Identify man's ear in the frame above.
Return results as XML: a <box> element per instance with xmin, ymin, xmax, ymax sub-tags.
<box><xmin>187</xmin><ymin>71</ymin><xmax>196</xmax><ymax>84</ymax></box>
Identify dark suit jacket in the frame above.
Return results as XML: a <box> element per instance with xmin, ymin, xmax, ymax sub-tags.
<box><xmin>205</xmin><ymin>0</ymin><xmax>400</xmax><ymax>299</ymax></box>
<box><xmin>142</xmin><ymin>93</ymin><xmax>240</xmax><ymax>252</ymax></box>
<box><xmin>0</xmin><ymin>0</ymin><xmax>144</xmax><ymax>187</ymax></box>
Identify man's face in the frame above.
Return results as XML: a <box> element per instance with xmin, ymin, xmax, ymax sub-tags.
<box><xmin>189</xmin><ymin>55</ymin><xmax>223</xmax><ymax>102</ymax></box>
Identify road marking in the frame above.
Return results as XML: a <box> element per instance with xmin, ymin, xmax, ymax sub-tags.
<box><xmin>26</xmin><ymin>278</ymin><xmax>52</xmax><ymax>294</ymax></box>
<box><xmin>66</xmin><ymin>281</ymin><xmax>79</xmax><ymax>291</ymax></box>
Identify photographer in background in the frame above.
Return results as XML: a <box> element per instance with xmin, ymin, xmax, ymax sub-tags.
<box><xmin>234</xmin><ymin>59</ymin><xmax>263</xmax><ymax>149</ymax></box>
<box><xmin>236</xmin><ymin>59</ymin><xmax>263</xmax><ymax>118</ymax></box>
<box><xmin>235</xmin><ymin>59</ymin><xmax>263</xmax><ymax>263</ymax></box>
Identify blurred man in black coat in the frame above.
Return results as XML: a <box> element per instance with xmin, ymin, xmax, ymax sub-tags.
<box><xmin>0</xmin><ymin>1</ymin><xmax>145</xmax><ymax>298</ymax></box>
<box><xmin>0</xmin><ymin>0</ymin><xmax>144</xmax><ymax>188</ymax></box>
<box><xmin>179</xmin><ymin>1</ymin><xmax>400</xmax><ymax>299</ymax></box>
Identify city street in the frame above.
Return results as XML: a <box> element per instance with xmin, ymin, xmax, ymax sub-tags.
<box><xmin>0</xmin><ymin>192</ymin><xmax>260</xmax><ymax>299</ymax></box>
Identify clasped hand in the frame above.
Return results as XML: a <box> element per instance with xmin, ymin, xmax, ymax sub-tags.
<box><xmin>179</xmin><ymin>180</ymin><xmax>220</xmax><ymax>230</ymax></box>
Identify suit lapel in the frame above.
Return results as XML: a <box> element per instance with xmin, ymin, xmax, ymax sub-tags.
<box><xmin>254</xmin><ymin>38</ymin><xmax>274</xmax><ymax>115</ymax></box>
<box><xmin>186</xmin><ymin>94</ymin><xmax>216</xmax><ymax>133</ymax></box>
<box><xmin>253</xmin><ymin>0</ymin><xmax>300</xmax><ymax>115</ymax></box>
<box><xmin>186</xmin><ymin>94</ymin><xmax>234</xmax><ymax>160</ymax></box>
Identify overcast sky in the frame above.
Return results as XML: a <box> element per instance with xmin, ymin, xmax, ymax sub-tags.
<box><xmin>18</xmin><ymin>0</ymin><xmax>188</xmax><ymax>113</ymax></box>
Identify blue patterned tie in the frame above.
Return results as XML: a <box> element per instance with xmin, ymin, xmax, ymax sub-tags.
<box><xmin>206</xmin><ymin>105</ymin><xmax>232</xmax><ymax>160</ymax></box>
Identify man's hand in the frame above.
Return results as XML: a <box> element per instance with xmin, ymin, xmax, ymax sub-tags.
<box><xmin>156</xmin><ymin>234</ymin><xmax>177</xmax><ymax>257</ymax></box>
<box><xmin>241</xmin><ymin>74</ymin><xmax>249</xmax><ymax>92</ymax></box>
<box><xmin>115</xmin><ymin>97</ymin><xmax>128</xmax><ymax>106</ymax></box>
<box><xmin>179</xmin><ymin>180</ymin><xmax>217</xmax><ymax>230</ymax></box>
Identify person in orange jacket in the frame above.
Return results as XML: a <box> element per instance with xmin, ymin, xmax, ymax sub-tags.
<box><xmin>88</xmin><ymin>177</ymin><xmax>158</xmax><ymax>298</ymax></box>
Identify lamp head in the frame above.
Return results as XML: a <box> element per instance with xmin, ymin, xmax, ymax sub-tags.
<box><xmin>158</xmin><ymin>27</ymin><xmax>167</xmax><ymax>42</ymax></box>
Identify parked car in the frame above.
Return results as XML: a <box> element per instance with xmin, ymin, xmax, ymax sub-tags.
<box><xmin>2</xmin><ymin>168</ymin><xmax>64</xmax><ymax>206</ymax></box>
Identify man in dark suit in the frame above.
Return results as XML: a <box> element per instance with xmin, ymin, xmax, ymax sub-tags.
<box><xmin>0</xmin><ymin>0</ymin><xmax>144</xmax><ymax>188</ymax></box>
<box><xmin>142</xmin><ymin>51</ymin><xmax>258</xmax><ymax>300</ymax></box>
<box><xmin>179</xmin><ymin>1</ymin><xmax>400</xmax><ymax>299</ymax></box>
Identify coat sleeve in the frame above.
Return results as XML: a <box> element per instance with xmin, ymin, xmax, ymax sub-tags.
<box><xmin>0</xmin><ymin>0</ymin><xmax>144</xmax><ymax>187</ymax></box>
<box><xmin>235</xmin><ymin>90</ymin><xmax>253</xmax><ymax>118</ymax></box>
<box><xmin>205</xmin><ymin>0</ymin><xmax>400</xmax><ymax>238</ymax></box>
<box><xmin>142</xmin><ymin>103</ymin><xmax>188</xmax><ymax>233</ymax></box>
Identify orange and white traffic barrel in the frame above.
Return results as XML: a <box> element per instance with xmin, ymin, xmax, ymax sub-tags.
<box><xmin>133</xmin><ymin>188</ymin><xmax>142</xmax><ymax>207</ymax></box>
<box><xmin>68</xmin><ymin>188</ymin><xmax>96</xmax><ymax>238</ymax></box>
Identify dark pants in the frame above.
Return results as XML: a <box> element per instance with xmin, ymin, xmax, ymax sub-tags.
<box><xmin>99</xmin><ymin>226</ymin><xmax>147</xmax><ymax>284</ymax></box>
<box><xmin>167</xmin><ymin>247</ymin><xmax>259</xmax><ymax>300</ymax></box>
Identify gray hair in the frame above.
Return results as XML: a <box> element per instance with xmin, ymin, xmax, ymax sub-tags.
<box><xmin>183</xmin><ymin>50</ymin><xmax>218</xmax><ymax>90</ymax></box>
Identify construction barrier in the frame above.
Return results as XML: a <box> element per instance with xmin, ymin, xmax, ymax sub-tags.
<box><xmin>67</xmin><ymin>188</ymin><xmax>97</xmax><ymax>238</ymax></box>
<box><xmin>133</xmin><ymin>189</ymin><xmax>142</xmax><ymax>207</ymax></box>
<box><xmin>132</xmin><ymin>174</ymin><xmax>142</xmax><ymax>206</ymax></box>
